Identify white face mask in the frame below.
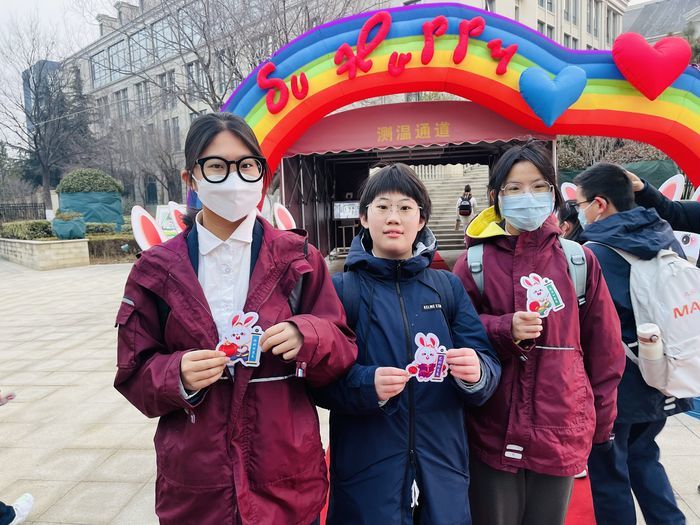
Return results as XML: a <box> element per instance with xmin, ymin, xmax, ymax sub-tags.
<box><xmin>195</xmin><ymin>172</ymin><xmax>262</xmax><ymax>223</ymax></box>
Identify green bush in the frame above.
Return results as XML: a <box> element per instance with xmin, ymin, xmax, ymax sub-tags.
<box><xmin>0</xmin><ymin>220</ymin><xmax>53</xmax><ymax>240</ymax></box>
<box><xmin>86</xmin><ymin>222</ymin><xmax>117</xmax><ymax>235</ymax></box>
<box><xmin>56</xmin><ymin>169</ymin><xmax>123</xmax><ymax>194</ymax></box>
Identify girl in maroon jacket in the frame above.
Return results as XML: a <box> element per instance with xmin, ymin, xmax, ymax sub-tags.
<box><xmin>453</xmin><ymin>141</ymin><xmax>625</xmax><ymax>525</ymax></box>
<box><xmin>114</xmin><ymin>113</ymin><xmax>357</xmax><ymax>525</ymax></box>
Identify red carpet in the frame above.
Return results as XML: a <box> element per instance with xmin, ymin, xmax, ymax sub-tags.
<box><xmin>320</xmin><ymin>449</ymin><xmax>596</xmax><ymax>524</ymax></box>
<box><xmin>565</xmin><ymin>477</ymin><xmax>597</xmax><ymax>525</ymax></box>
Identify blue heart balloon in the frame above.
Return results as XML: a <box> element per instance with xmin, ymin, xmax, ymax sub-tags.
<box><xmin>519</xmin><ymin>66</ymin><xmax>587</xmax><ymax>127</ymax></box>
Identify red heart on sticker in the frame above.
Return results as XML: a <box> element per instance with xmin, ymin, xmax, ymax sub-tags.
<box><xmin>612</xmin><ymin>33</ymin><xmax>691</xmax><ymax>100</ymax></box>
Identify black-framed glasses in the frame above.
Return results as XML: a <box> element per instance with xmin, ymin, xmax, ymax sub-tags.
<box><xmin>196</xmin><ymin>156</ymin><xmax>266</xmax><ymax>183</ymax></box>
<box><xmin>572</xmin><ymin>199</ymin><xmax>594</xmax><ymax>211</ymax></box>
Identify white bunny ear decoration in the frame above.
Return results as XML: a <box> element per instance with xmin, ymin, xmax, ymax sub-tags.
<box><xmin>131</xmin><ymin>206</ymin><xmax>167</xmax><ymax>251</ymax></box>
<box><xmin>520</xmin><ymin>276</ymin><xmax>533</xmax><ymax>288</ymax></box>
<box><xmin>560</xmin><ymin>182</ymin><xmax>578</xmax><ymax>201</ymax></box>
<box><xmin>168</xmin><ymin>201</ymin><xmax>188</xmax><ymax>233</ymax></box>
<box><xmin>273</xmin><ymin>202</ymin><xmax>297</xmax><ymax>230</ymax></box>
<box><xmin>415</xmin><ymin>332</ymin><xmax>427</xmax><ymax>347</ymax></box>
<box><xmin>691</xmin><ymin>186</ymin><xmax>700</xmax><ymax>202</ymax></box>
<box><xmin>658</xmin><ymin>174</ymin><xmax>685</xmax><ymax>201</ymax></box>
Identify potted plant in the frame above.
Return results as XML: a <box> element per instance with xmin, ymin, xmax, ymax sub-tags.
<box><xmin>51</xmin><ymin>209</ymin><xmax>86</xmax><ymax>240</ymax></box>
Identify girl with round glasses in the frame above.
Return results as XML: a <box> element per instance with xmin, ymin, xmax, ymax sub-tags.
<box><xmin>315</xmin><ymin>163</ymin><xmax>501</xmax><ymax>524</ymax></box>
<box><xmin>453</xmin><ymin>141</ymin><xmax>625</xmax><ymax>525</ymax></box>
<box><xmin>114</xmin><ymin>112</ymin><xmax>357</xmax><ymax>525</ymax></box>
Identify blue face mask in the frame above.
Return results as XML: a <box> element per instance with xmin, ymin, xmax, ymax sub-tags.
<box><xmin>499</xmin><ymin>192</ymin><xmax>554</xmax><ymax>232</ymax></box>
<box><xmin>577</xmin><ymin>201</ymin><xmax>595</xmax><ymax>229</ymax></box>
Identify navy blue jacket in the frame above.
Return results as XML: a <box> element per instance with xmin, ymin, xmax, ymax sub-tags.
<box><xmin>636</xmin><ymin>179</ymin><xmax>700</xmax><ymax>234</ymax></box>
<box><xmin>581</xmin><ymin>207</ymin><xmax>692</xmax><ymax>423</ymax></box>
<box><xmin>314</xmin><ymin>229</ymin><xmax>501</xmax><ymax>525</ymax></box>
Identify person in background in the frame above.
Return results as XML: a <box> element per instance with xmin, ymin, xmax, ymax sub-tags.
<box><xmin>575</xmin><ymin>163</ymin><xmax>691</xmax><ymax>525</ymax></box>
<box><xmin>456</xmin><ymin>184</ymin><xmax>477</xmax><ymax>232</ymax></box>
<box><xmin>0</xmin><ymin>390</ymin><xmax>34</xmax><ymax>525</ymax></box>
<box><xmin>558</xmin><ymin>200</ymin><xmax>584</xmax><ymax>243</ymax></box>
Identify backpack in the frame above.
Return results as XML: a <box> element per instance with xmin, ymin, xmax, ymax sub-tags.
<box><xmin>587</xmin><ymin>242</ymin><xmax>700</xmax><ymax>398</ymax></box>
<box><xmin>458</xmin><ymin>195</ymin><xmax>473</xmax><ymax>217</ymax></box>
<box><xmin>333</xmin><ymin>269</ymin><xmax>457</xmax><ymax>332</ymax></box>
<box><xmin>467</xmin><ymin>237</ymin><xmax>588</xmax><ymax>306</ymax></box>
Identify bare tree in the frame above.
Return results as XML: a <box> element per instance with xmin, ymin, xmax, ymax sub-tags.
<box><xmin>0</xmin><ymin>18</ymin><xmax>97</xmax><ymax>209</ymax></box>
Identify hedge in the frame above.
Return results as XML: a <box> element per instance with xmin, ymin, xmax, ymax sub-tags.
<box><xmin>57</xmin><ymin>168</ymin><xmax>123</xmax><ymax>194</ymax></box>
<box><xmin>0</xmin><ymin>220</ymin><xmax>53</xmax><ymax>240</ymax></box>
<box><xmin>86</xmin><ymin>222</ymin><xmax>117</xmax><ymax>235</ymax></box>
<box><xmin>88</xmin><ymin>234</ymin><xmax>139</xmax><ymax>262</ymax></box>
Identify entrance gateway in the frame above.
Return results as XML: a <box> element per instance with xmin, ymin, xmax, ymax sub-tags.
<box><xmin>220</xmin><ymin>2</ymin><xmax>699</xmax><ymax>254</ymax></box>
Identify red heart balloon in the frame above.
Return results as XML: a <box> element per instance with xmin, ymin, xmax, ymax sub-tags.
<box><xmin>612</xmin><ymin>33</ymin><xmax>691</xmax><ymax>100</ymax></box>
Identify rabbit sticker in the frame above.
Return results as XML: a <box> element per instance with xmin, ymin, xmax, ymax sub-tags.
<box><xmin>406</xmin><ymin>332</ymin><xmax>449</xmax><ymax>383</ymax></box>
<box><xmin>520</xmin><ymin>273</ymin><xmax>565</xmax><ymax>318</ymax></box>
<box><xmin>216</xmin><ymin>311</ymin><xmax>264</xmax><ymax>367</ymax></box>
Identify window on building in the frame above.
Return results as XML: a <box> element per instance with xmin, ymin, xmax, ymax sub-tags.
<box><xmin>606</xmin><ymin>7</ymin><xmax>613</xmax><ymax>44</ymax></box>
<box><xmin>586</xmin><ymin>0</ymin><xmax>592</xmax><ymax>32</ymax></box>
<box><xmin>96</xmin><ymin>95</ymin><xmax>110</xmax><ymax>121</ymax></box>
<box><xmin>178</xmin><ymin>7</ymin><xmax>203</xmax><ymax>46</ymax></box>
<box><xmin>91</xmin><ymin>50</ymin><xmax>110</xmax><ymax>88</ymax></box>
<box><xmin>403</xmin><ymin>0</ymin><xmax>421</xmax><ymax>5</ymax></box>
<box><xmin>537</xmin><ymin>20</ymin><xmax>546</xmax><ymax>34</ymax></box>
<box><xmin>157</xmin><ymin>69</ymin><xmax>177</xmax><ymax>110</ymax></box>
<box><xmin>612</xmin><ymin>11</ymin><xmax>619</xmax><ymax>39</ymax></box>
<box><xmin>135</xmin><ymin>81</ymin><xmax>151</xmax><ymax>116</ymax></box>
<box><xmin>594</xmin><ymin>0</ymin><xmax>601</xmax><ymax>36</ymax></box>
<box><xmin>564</xmin><ymin>0</ymin><xmax>570</xmax><ymax>21</ymax></box>
<box><xmin>564</xmin><ymin>33</ymin><xmax>571</xmax><ymax>47</ymax></box>
<box><xmin>186</xmin><ymin>60</ymin><xmax>203</xmax><ymax>96</ymax></box>
<box><xmin>547</xmin><ymin>0</ymin><xmax>554</xmax><ymax>12</ymax></box>
<box><xmin>572</xmin><ymin>0</ymin><xmax>578</xmax><ymax>24</ymax></box>
<box><xmin>485</xmin><ymin>0</ymin><xmax>495</xmax><ymax>11</ymax></box>
<box><xmin>162</xmin><ymin>118</ymin><xmax>171</xmax><ymax>151</ymax></box>
<box><xmin>514</xmin><ymin>5</ymin><xmax>520</xmax><ymax>20</ymax></box>
<box><xmin>130</xmin><ymin>28</ymin><xmax>153</xmax><ymax>71</ymax></box>
<box><xmin>572</xmin><ymin>37</ymin><xmax>579</xmax><ymax>49</ymax></box>
<box><xmin>538</xmin><ymin>0</ymin><xmax>545</xmax><ymax>7</ymax></box>
<box><xmin>547</xmin><ymin>25</ymin><xmax>554</xmax><ymax>39</ymax></box>
<box><xmin>586</xmin><ymin>44</ymin><xmax>594</xmax><ymax>50</ymax></box>
<box><xmin>108</xmin><ymin>39</ymin><xmax>129</xmax><ymax>81</ymax></box>
<box><xmin>113</xmin><ymin>88</ymin><xmax>129</xmax><ymax>121</ymax></box>
<box><xmin>152</xmin><ymin>17</ymin><xmax>177</xmax><ymax>60</ymax></box>
<box><xmin>145</xmin><ymin>175</ymin><xmax>158</xmax><ymax>205</ymax></box>
<box><xmin>171</xmin><ymin>116</ymin><xmax>180</xmax><ymax>152</ymax></box>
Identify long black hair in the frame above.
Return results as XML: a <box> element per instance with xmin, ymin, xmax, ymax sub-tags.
<box><xmin>488</xmin><ymin>141</ymin><xmax>563</xmax><ymax>216</ymax></box>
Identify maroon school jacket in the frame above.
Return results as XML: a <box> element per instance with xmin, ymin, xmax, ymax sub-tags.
<box><xmin>114</xmin><ymin>218</ymin><xmax>356</xmax><ymax>524</ymax></box>
<box><xmin>453</xmin><ymin>211</ymin><xmax>624</xmax><ymax>477</ymax></box>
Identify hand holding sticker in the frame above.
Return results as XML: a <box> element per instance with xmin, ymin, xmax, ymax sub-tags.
<box><xmin>375</xmin><ymin>367</ymin><xmax>410</xmax><ymax>401</ymax></box>
<box><xmin>512</xmin><ymin>311</ymin><xmax>543</xmax><ymax>340</ymax></box>
<box><xmin>520</xmin><ymin>273</ymin><xmax>565</xmax><ymax>318</ymax></box>
<box><xmin>406</xmin><ymin>332</ymin><xmax>449</xmax><ymax>383</ymax></box>
<box><xmin>180</xmin><ymin>350</ymin><xmax>228</xmax><ymax>391</ymax></box>
<box><xmin>260</xmin><ymin>322</ymin><xmax>304</xmax><ymax>361</ymax></box>
<box><xmin>446</xmin><ymin>348</ymin><xmax>482</xmax><ymax>383</ymax></box>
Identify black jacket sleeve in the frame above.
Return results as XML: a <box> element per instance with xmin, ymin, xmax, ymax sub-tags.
<box><xmin>636</xmin><ymin>179</ymin><xmax>700</xmax><ymax>233</ymax></box>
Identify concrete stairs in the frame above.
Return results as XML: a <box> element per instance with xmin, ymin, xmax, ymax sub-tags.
<box><xmin>418</xmin><ymin>165</ymin><xmax>490</xmax><ymax>251</ymax></box>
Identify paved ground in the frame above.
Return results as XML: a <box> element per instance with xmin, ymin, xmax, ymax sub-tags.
<box><xmin>0</xmin><ymin>257</ymin><xmax>699</xmax><ymax>524</ymax></box>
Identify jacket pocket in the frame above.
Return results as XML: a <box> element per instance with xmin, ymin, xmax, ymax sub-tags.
<box><xmin>532</xmin><ymin>345</ymin><xmax>590</xmax><ymax>429</ymax></box>
<box><xmin>115</xmin><ymin>300</ymin><xmax>137</xmax><ymax>368</ymax></box>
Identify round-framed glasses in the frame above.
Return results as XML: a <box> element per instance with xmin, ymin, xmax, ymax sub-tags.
<box><xmin>196</xmin><ymin>156</ymin><xmax>266</xmax><ymax>183</ymax></box>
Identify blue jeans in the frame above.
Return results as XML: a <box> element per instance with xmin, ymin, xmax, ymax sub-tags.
<box><xmin>588</xmin><ymin>419</ymin><xmax>685</xmax><ymax>525</ymax></box>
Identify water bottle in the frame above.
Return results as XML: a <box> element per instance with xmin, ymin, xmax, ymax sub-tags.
<box><xmin>637</xmin><ymin>323</ymin><xmax>663</xmax><ymax>360</ymax></box>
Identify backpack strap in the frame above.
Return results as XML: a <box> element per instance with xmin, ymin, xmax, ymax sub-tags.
<box><xmin>332</xmin><ymin>270</ymin><xmax>361</xmax><ymax>330</ymax></box>
<box><xmin>467</xmin><ymin>244</ymin><xmax>485</xmax><ymax>295</ymax></box>
<box><xmin>585</xmin><ymin>240</ymin><xmax>638</xmax><ymax>265</ymax></box>
<box><xmin>559</xmin><ymin>237</ymin><xmax>587</xmax><ymax>306</ymax></box>
<box><xmin>288</xmin><ymin>238</ymin><xmax>309</xmax><ymax>316</ymax></box>
<box><xmin>429</xmin><ymin>269</ymin><xmax>456</xmax><ymax>322</ymax></box>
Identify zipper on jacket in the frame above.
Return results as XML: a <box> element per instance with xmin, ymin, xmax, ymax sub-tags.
<box><xmin>395</xmin><ymin>262</ymin><xmax>419</xmax><ymax>508</ymax></box>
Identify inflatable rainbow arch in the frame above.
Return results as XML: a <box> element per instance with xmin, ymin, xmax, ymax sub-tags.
<box><xmin>222</xmin><ymin>2</ymin><xmax>700</xmax><ymax>185</ymax></box>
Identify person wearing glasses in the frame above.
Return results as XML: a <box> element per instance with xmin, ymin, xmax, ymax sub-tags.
<box><xmin>453</xmin><ymin>142</ymin><xmax>624</xmax><ymax>525</ymax></box>
<box><xmin>114</xmin><ymin>113</ymin><xmax>357</xmax><ymax>525</ymax></box>
<box><xmin>314</xmin><ymin>163</ymin><xmax>501</xmax><ymax>524</ymax></box>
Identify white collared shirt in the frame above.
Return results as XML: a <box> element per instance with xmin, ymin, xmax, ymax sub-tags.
<box><xmin>196</xmin><ymin>210</ymin><xmax>257</xmax><ymax>340</ymax></box>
